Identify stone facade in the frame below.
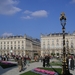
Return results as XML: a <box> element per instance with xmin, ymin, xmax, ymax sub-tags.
<box><xmin>0</xmin><ymin>34</ymin><xmax>41</xmax><ymax>58</ymax></box>
<box><xmin>41</xmin><ymin>32</ymin><xmax>75</xmax><ymax>57</ymax></box>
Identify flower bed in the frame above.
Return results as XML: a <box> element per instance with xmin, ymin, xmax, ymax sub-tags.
<box><xmin>0</xmin><ymin>60</ymin><xmax>17</xmax><ymax>69</ymax></box>
<box><xmin>32</xmin><ymin>68</ymin><xmax>58</xmax><ymax>75</ymax></box>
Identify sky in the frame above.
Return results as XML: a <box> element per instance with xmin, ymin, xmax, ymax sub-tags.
<box><xmin>0</xmin><ymin>0</ymin><xmax>75</xmax><ymax>39</ymax></box>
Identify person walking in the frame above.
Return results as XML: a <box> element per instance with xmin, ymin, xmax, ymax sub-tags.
<box><xmin>40</xmin><ymin>56</ymin><xmax>43</xmax><ymax>62</ymax></box>
<box><xmin>46</xmin><ymin>55</ymin><xmax>50</xmax><ymax>67</ymax></box>
<box><xmin>24</xmin><ymin>56</ymin><xmax>26</xmax><ymax>66</ymax></box>
<box><xmin>69</xmin><ymin>57</ymin><xmax>71</xmax><ymax>69</ymax></box>
<box><xmin>74</xmin><ymin>56</ymin><xmax>75</xmax><ymax>68</ymax></box>
<box><xmin>43</xmin><ymin>55</ymin><xmax>45</xmax><ymax>67</ymax></box>
<box><xmin>26</xmin><ymin>56</ymin><xmax>30</xmax><ymax>66</ymax></box>
<box><xmin>70</xmin><ymin>57</ymin><xmax>74</xmax><ymax>70</ymax></box>
<box><xmin>22</xmin><ymin>57</ymin><xmax>25</xmax><ymax>71</ymax></box>
<box><xmin>18</xmin><ymin>56</ymin><xmax>22</xmax><ymax>72</ymax></box>
<box><xmin>66</xmin><ymin>56</ymin><xmax>69</xmax><ymax>69</ymax></box>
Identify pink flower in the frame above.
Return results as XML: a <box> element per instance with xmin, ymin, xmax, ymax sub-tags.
<box><xmin>34</xmin><ymin>68</ymin><xmax>56</xmax><ymax>75</ymax></box>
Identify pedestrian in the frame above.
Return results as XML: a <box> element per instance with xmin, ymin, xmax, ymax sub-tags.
<box><xmin>40</xmin><ymin>56</ymin><xmax>43</xmax><ymax>62</ymax></box>
<box><xmin>24</xmin><ymin>56</ymin><xmax>26</xmax><ymax>66</ymax></box>
<box><xmin>66</xmin><ymin>56</ymin><xmax>69</xmax><ymax>68</ymax></box>
<box><xmin>74</xmin><ymin>56</ymin><xmax>75</xmax><ymax>68</ymax></box>
<box><xmin>16</xmin><ymin>55</ymin><xmax>19</xmax><ymax>61</ymax></box>
<box><xmin>18</xmin><ymin>56</ymin><xmax>22</xmax><ymax>72</ymax></box>
<box><xmin>46</xmin><ymin>55</ymin><xmax>50</xmax><ymax>67</ymax></box>
<box><xmin>70</xmin><ymin>57</ymin><xmax>74</xmax><ymax>70</ymax></box>
<box><xmin>4</xmin><ymin>55</ymin><xmax>6</xmax><ymax>61</ymax></box>
<box><xmin>43</xmin><ymin>55</ymin><xmax>45</xmax><ymax>67</ymax></box>
<box><xmin>6</xmin><ymin>55</ymin><xmax>9</xmax><ymax>61</ymax></box>
<box><xmin>69</xmin><ymin>57</ymin><xmax>71</xmax><ymax>69</ymax></box>
<box><xmin>22</xmin><ymin>57</ymin><xmax>25</xmax><ymax>71</ymax></box>
<box><xmin>26</xmin><ymin>56</ymin><xmax>30</xmax><ymax>66</ymax></box>
<box><xmin>45</xmin><ymin>55</ymin><xmax>47</xmax><ymax>66</ymax></box>
<box><xmin>0</xmin><ymin>55</ymin><xmax>2</xmax><ymax>60</ymax></box>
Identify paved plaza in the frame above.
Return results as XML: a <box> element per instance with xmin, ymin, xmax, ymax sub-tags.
<box><xmin>0</xmin><ymin>59</ymin><xmax>75</xmax><ymax>75</ymax></box>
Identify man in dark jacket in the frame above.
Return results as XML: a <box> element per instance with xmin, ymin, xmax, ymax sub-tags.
<box><xmin>43</xmin><ymin>56</ymin><xmax>45</xmax><ymax>67</ymax></box>
<box><xmin>46</xmin><ymin>55</ymin><xmax>50</xmax><ymax>67</ymax></box>
<box><xmin>70</xmin><ymin>57</ymin><xmax>74</xmax><ymax>70</ymax></box>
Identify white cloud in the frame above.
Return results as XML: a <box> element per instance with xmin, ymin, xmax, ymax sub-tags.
<box><xmin>23</xmin><ymin>10</ymin><xmax>48</xmax><ymax>19</ymax></box>
<box><xmin>31</xmin><ymin>10</ymin><xmax>48</xmax><ymax>17</ymax></box>
<box><xmin>2</xmin><ymin>32</ymin><xmax>13</xmax><ymax>37</ymax></box>
<box><xmin>24</xmin><ymin>10</ymin><xmax>32</xmax><ymax>14</ymax></box>
<box><xmin>72</xmin><ymin>0</ymin><xmax>75</xmax><ymax>3</ymax></box>
<box><xmin>0</xmin><ymin>0</ymin><xmax>21</xmax><ymax>15</ymax></box>
<box><xmin>70</xmin><ymin>0</ymin><xmax>75</xmax><ymax>3</ymax></box>
<box><xmin>21</xmin><ymin>16</ymin><xmax>32</xmax><ymax>19</ymax></box>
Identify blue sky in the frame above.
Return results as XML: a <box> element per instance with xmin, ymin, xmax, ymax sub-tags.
<box><xmin>0</xmin><ymin>0</ymin><xmax>75</xmax><ymax>39</ymax></box>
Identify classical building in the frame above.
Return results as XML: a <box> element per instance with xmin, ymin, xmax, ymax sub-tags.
<box><xmin>41</xmin><ymin>31</ymin><xmax>75</xmax><ymax>57</ymax></box>
<box><xmin>0</xmin><ymin>34</ymin><xmax>41</xmax><ymax>58</ymax></box>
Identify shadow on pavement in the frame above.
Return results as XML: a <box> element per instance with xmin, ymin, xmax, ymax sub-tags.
<box><xmin>22</xmin><ymin>67</ymin><xmax>27</xmax><ymax>71</ymax></box>
<box><xmin>0</xmin><ymin>66</ymin><xmax>18</xmax><ymax>75</ymax></box>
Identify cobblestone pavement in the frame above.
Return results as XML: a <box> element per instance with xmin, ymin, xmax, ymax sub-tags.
<box><xmin>0</xmin><ymin>61</ymin><xmax>43</xmax><ymax>75</ymax></box>
<box><xmin>0</xmin><ymin>59</ymin><xmax>75</xmax><ymax>75</ymax></box>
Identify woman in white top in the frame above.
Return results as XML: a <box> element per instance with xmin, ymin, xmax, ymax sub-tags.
<box><xmin>69</xmin><ymin>58</ymin><xmax>71</xmax><ymax>69</ymax></box>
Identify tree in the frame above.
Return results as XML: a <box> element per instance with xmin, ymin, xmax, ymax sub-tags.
<box><xmin>51</xmin><ymin>53</ymin><xmax>55</xmax><ymax>57</ymax></box>
<box><xmin>57</xmin><ymin>53</ymin><xmax>59</xmax><ymax>56</ymax></box>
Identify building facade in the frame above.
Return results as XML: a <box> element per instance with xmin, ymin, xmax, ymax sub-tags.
<box><xmin>41</xmin><ymin>32</ymin><xmax>75</xmax><ymax>57</ymax></box>
<box><xmin>0</xmin><ymin>34</ymin><xmax>41</xmax><ymax>58</ymax></box>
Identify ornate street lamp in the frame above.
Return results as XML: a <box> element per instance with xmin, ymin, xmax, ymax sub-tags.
<box><xmin>60</xmin><ymin>12</ymin><xmax>72</xmax><ymax>75</ymax></box>
<box><xmin>66</xmin><ymin>39</ymin><xmax>70</xmax><ymax>56</ymax></box>
<box><xmin>66</xmin><ymin>39</ymin><xmax>70</xmax><ymax>72</ymax></box>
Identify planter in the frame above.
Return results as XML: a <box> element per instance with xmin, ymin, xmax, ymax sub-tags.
<box><xmin>33</xmin><ymin>68</ymin><xmax>58</xmax><ymax>75</ymax></box>
<box><xmin>0</xmin><ymin>61</ymin><xmax>17</xmax><ymax>69</ymax></box>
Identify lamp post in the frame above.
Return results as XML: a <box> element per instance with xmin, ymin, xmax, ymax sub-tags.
<box><xmin>60</xmin><ymin>12</ymin><xmax>72</xmax><ymax>75</ymax></box>
<box><xmin>66</xmin><ymin>39</ymin><xmax>70</xmax><ymax>56</ymax></box>
<box><xmin>66</xmin><ymin>39</ymin><xmax>71</xmax><ymax>74</ymax></box>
